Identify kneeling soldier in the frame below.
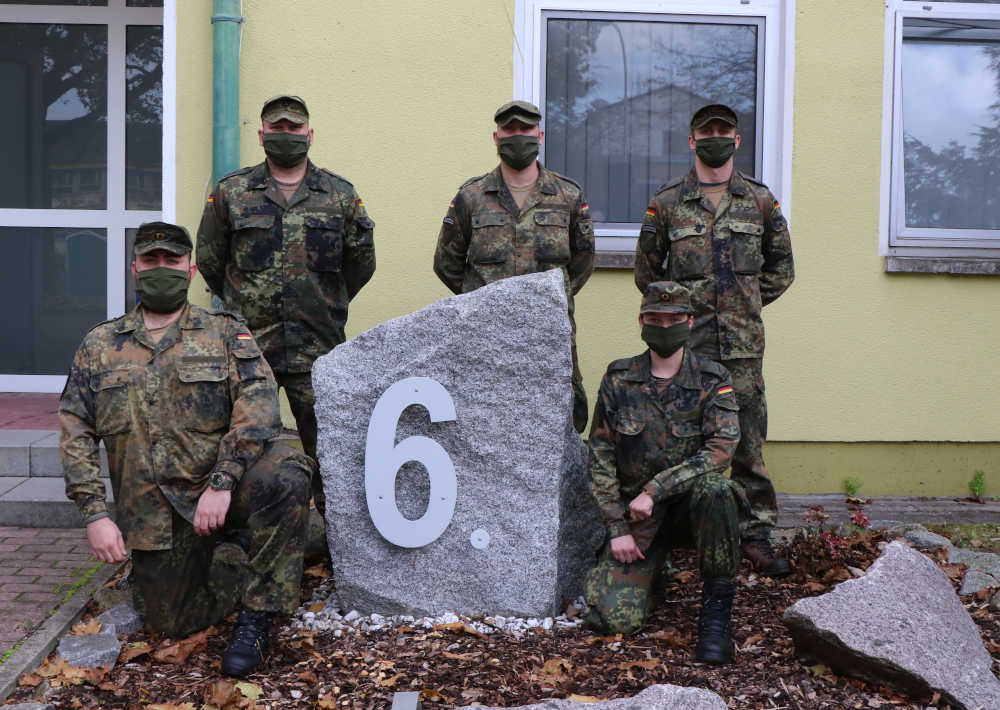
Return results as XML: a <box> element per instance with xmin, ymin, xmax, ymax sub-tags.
<box><xmin>60</xmin><ymin>222</ymin><xmax>312</xmax><ymax>677</ymax></box>
<box><xmin>584</xmin><ymin>281</ymin><xmax>744</xmax><ymax>664</ymax></box>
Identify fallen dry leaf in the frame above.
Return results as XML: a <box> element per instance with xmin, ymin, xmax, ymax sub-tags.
<box><xmin>567</xmin><ymin>694</ymin><xmax>602</xmax><ymax>702</ymax></box>
<box><xmin>296</xmin><ymin>669</ymin><xmax>318</xmax><ymax>683</ymax></box>
<box><xmin>822</xmin><ymin>566</ymin><xmax>851</xmax><ymax>584</ymax></box>
<box><xmin>432</xmin><ymin>621</ymin><xmax>487</xmax><ymax>639</ymax></box>
<box><xmin>316</xmin><ymin>693</ymin><xmax>338</xmax><ymax>709</ymax></box>
<box><xmin>803</xmin><ymin>581</ymin><xmax>827</xmax><ymax>593</ymax></box>
<box><xmin>120</xmin><ymin>641</ymin><xmax>152</xmax><ymax>662</ymax></box>
<box><xmin>307</xmin><ymin>601</ymin><xmax>326</xmax><ymax>613</ymax></box>
<box><xmin>541</xmin><ymin>657</ymin><xmax>572</xmax><ymax>677</ymax></box>
<box><xmin>148</xmin><ymin>704</ymin><xmax>197</xmax><ymax>710</ymax></box>
<box><xmin>304</xmin><ymin>563</ymin><xmax>329</xmax><ymax>578</ymax></box>
<box><xmin>617</xmin><ymin>659</ymin><xmax>659</xmax><ymax>671</ymax></box>
<box><xmin>673</xmin><ymin>570</ymin><xmax>696</xmax><ymax>584</ymax></box>
<box><xmin>60</xmin><ymin>664</ymin><xmax>111</xmax><ymax>686</ymax></box>
<box><xmin>36</xmin><ymin>657</ymin><xmax>72</xmax><ymax>678</ymax></box>
<box><xmin>17</xmin><ymin>672</ymin><xmax>43</xmax><ymax>687</ymax></box>
<box><xmin>742</xmin><ymin>633</ymin><xmax>764</xmax><ymax>648</ymax></box>
<box><xmin>152</xmin><ymin>627</ymin><xmax>213</xmax><ymax>664</ymax></box>
<box><xmin>645</xmin><ymin>629</ymin><xmax>688</xmax><ymax>647</ymax></box>
<box><xmin>68</xmin><ymin>618</ymin><xmax>102</xmax><ymax>635</ymax></box>
<box><xmin>234</xmin><ymin>680</ymin><xmax>262</xmax><ymax>700</ymax></box>
<box><xmin>204</xmin><ymin>678</ymin><xmax>236</xmax><ymax>706</ymax></box>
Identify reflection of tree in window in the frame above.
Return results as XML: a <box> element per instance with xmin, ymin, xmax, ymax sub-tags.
<box><xmin>126</xmin><ymin>25</ymin><xmax>162</xmax><ymax>210</ymax></box>
<box><xmin>902</xmin><ymin>27</ymin><xmax>1000</xmax><ymax>231</ymax></box>
<box><xmin>545</xmin><ymin>19</ymin><xmax>758</xmax><ymax>224</ymax></box>
<box><xmin>0</xmin><ymin>23</ymin><xmax>107</xmax><ymax>209</ymax></box>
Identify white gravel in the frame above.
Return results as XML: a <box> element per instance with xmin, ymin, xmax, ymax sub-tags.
<box><xmin>288</xmin><ymin>578</ymin><xmax>589</xmax><ymax>637</ymax></box>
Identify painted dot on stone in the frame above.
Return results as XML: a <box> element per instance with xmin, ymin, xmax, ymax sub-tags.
<box><xmin>470</xmin><ymin>528</ymin><xmax>490</xmax><ymax>549</ymax></box>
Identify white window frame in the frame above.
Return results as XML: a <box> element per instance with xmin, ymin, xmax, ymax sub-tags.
<box><xmin>514</xmin><ymin>0</ymin><xmax>795</xmax><ymax>258</ymax></box>
<box><xmin>880</xmin><ymin>0</ymin><xmax>1000</xmax><ymax>264</ymax></box>
<box><xmin>0</xmin><ymin>0</ymin><xmax>175</xmax><ymax>393</ymax></box>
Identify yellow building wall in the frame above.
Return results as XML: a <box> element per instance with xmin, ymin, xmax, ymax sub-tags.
<box><xmin>175</xmin><ymin>0</ymin><xmax>998</xmax><ymax>496</ymax></box>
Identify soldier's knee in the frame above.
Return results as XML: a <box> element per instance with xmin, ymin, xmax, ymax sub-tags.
<box><xmin>692</xmin><ymin>475</ymin><xmax>740</xmax><ymax>511</ymax></box>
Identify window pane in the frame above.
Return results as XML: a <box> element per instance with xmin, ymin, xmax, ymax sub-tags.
<box><xmin>545</xmin><ymin>18</ymin><xmax>758</xmax><ymax>224</ymax></box>
<box><xmin>902</xmin><ymin>28</ymin><xmax>1000</xmax><ymax>230</ymax></box>
<box><xmin>126</xmin><ymin>228</ymin><xmax>137</xmax><ymax>311</ymax></box>
<box><xmin>0</xmin><ymin>1</ymin><xmax>107</xmax><ymax>5</ymax></box>
<box><xmin>126</xmin><ymin>25</ymin><xmax>162</xmax><ymax>210</ymax></box>
<box><xmin>0</xmin><ymin>227</ymin><xmax>106</xmax><ymax>375</ymax></box>
<box><xmin>0</xmin><ymin>23</ymin><xmax>107</xmax><ymax>209</ymax></box>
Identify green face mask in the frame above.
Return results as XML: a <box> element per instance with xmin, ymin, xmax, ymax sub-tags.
<box><xmin>497</xmin><ymin>135</ymin><xmax>539</xmax><ymax>171</ymax></box>
<box><xmin>694</xmin><ymin>136</ymin><xmax>736</xmax><ymax>168</ymax></box>
<box><xmin>136</xmin><ymin>266</ymin><xmax>189</xmax><ymax>314</ymax></box>
<box><xmin>262</xmin><ymin>132</ymin><xmax>310</xmax><ymax>168</ymax></box>
<box><xmin>641</xmin><ymin>321</ymin><xmax>690</xmax><ymax>358</ymax></box>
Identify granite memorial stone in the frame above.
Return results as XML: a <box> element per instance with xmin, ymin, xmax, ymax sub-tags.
<box><xmin>313</xmin><ymin>270</ymin><xmax>603</xmax><ymax>617</ymax></box>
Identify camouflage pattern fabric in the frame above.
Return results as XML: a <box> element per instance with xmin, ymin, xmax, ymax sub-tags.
<box><xmin>60</xmin><ymin>304</ymin><xmax>283</xmax><ymax>550</ymax></box>
<box><xmin>196</xmin><ymin>160</ymin><xmax>375</xmax><ymax>375</ymax></box>
<box><xmin>584</xmin><ymin>472</ymin><xmax>743</xmax><ymax>635</ymax></box>
<box><xmin>587</xmin><ymin>348</ymin><xmax>740</xmax><ymax>547</ymax></box>
<box><xmin>633</xmin><ymin>168</ymin><xmax>794</xmax><ymax>361</ymax></box>
<box><xmin>133</xmin><ymin>441</ymin><xmax>312</xmax><ymax>637</ymax></box>
<box><xmin>724</xmin><ymin>358</ymin><xmax>775</xmax><ymax>538</ymax></box>
<box><xmin>433</xmin><ymin>164</ymin><xmax>594</xmax><ymax>431</ymax></box>
<box><xmin>273</xmin><ymin>371</ymin><xmax>325</xmax><ymax>516</ymax></box>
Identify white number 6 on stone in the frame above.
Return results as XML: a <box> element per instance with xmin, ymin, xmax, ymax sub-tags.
<box><xmin>364</xmin><ymin>376</ymin><xmax>457</xmax><ymax>548</ymax></box>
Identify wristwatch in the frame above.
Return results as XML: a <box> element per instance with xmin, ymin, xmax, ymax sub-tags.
<box><xmin>209</xmin><ymin>470</ymin><xmax>236</xmax><ymax>491</ymax></box>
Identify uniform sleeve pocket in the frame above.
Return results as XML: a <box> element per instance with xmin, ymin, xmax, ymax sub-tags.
<box><xmin>232</xmin><ymin>214</ymin><xmax>277</xmax><ymax>272</ymax></box>
<box><xmin>177</xmin><ymin>364</ymin><xmax>229</xmax><ymax>432</ymax></box>
<box><xmin>305</xmin><ymin>215</ymin><xmax>344</xmax><ymax>272</ymax></box>
<box><xmin>89</xmin><ymin>370</ymin><xmax>132</xmax><ymax>435</ymax></box>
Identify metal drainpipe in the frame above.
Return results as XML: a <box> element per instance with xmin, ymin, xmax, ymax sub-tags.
<box><xmin>211</xmin><ymin>0</ymin><xmax>243</xmax><ymax>185</ymax></box>
<box><xmin>209</xmin><ymin>0</ymin><xmax>243</xmax><ymax>308</ymax></box>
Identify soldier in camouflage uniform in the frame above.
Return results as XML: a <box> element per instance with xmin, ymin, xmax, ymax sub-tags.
<box><xmin>584</xmin><ymin>281</ymin><xmax>744</xmax><ymax>664</ymax></box>
<box><xmin>197</xmin><ymin>95</ymin><xmax>375</xmax><ymax>516</ymax></box>
<box><xmin>634</xmin><ymin>104</ymin><xmax>794</xmax><ymax>577</ymax></box>
<box><xmin>433</xmin><ymin>100</ymin><xmax>594</xmax><ymax>432</ymax></box>
<box><xmin>61</xmin><ymin>222</ymin><xmax>312</xmax><ymax>678</ymax></box>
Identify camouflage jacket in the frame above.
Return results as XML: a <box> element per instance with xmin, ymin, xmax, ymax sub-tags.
<box><xmin>196</xmin><ymin>160</ymin><xmax>376</xmax><ymax>373</ymax></box>
<box><xmin>433</xmin><ymin>164</ymin><xmax>594</xmax><ymax>296</ymax></box>
<box><xmin>588</xmin><ymin>348</ymin><xmax>740</xmax><ymax>547</ymax></box>
<box><xmin>59</xmin><ymin>304</ymin><xmax>282</xmax><ymax>550</ymax></box>
<box><xmin>634</xmin><ymin>169</ymin><xmax>794</xmax><ymax>360</ymax></box>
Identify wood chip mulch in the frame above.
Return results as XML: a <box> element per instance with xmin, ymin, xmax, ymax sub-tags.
<box><xmin>9</xmin><ymin>526</ymin><xmax>1000</xmax><ymax>710</ymax></box>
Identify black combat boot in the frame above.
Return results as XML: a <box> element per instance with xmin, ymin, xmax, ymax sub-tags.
<box><xmin>221</xmin><ymin>609</ymin><xmax>271</xmax><ymax>677</ymax></box>
<box><xmin>741</xmin><ymin>538</ymin><xmax>791</xmax><ymax>578</ymax></box>
<box><xmin>694</xmin><ymin>578</ymin><xmax>735</xmax><ymax>665</ymax></box>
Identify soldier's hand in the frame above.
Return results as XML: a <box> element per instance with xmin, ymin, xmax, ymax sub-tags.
<box><xmin>610</xmin><ymin>534</ymin><xmax>645</xmax><ymax>564</ymax></box>
<box><xmin>194</xmin><ymin>488</ymin><xmax>232</xmax><ymax>536</ymax></box>
<box><xmin>86</xmin><ymin>517</ymin><xmax>128</xmax><ymax>563</ymax></box>
<box><xmin>629</xmin><ymin>492</ymin><xmax>654</xmax><ymax>520</ymax></box>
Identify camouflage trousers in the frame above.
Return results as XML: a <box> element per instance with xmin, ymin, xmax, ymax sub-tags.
<box><xmin>132</xmin><ymin>441</ymin><xmax>312</xmax><ymax>638</ymax></box>
<box><xmin>584</xmin><ymin>474</ymin><xmax>742</xmax><ymax>636</ymax></box>
<box><xmin>721</xmin><ymin>358</ymin><xmax>777</xmax><ymax>540</ymax></box>
<box><xmin>274</xmin><ymin>371</ymin><xmax>325</xmax><ymax>518</ymax></box>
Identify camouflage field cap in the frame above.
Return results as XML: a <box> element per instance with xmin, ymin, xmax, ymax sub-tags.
<box><xmin>261</xmin><ymin>94</ymin><xmax>309</xmax><ymax>124</ymax></box>
<box><xmin>690</xmin><ymin>103</ymin><xmax>738</xmax><ymax>132</ymax></box>
<box><xmin>494</xmin><ymin>100</ymin><xmax>542</xmax><ymax>127</ymax></box>
<box><xmin>640</xmin><ymin>281</ymin><xmax>693</xmax><ymax>315</ymax></box>
<box><xmin>134</xmin><ymin>221</ymin><xmax>192</xmax><ymax>256</ymax></box>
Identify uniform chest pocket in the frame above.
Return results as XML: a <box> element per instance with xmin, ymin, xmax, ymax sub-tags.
<box><xmin>533</xmin><ymin>211</ymin><xmax>571</xmax><ymax>264</ymax></box>
<box><xmin>89</xmin><ymin>370</ymin><xmax>132</xmax><ymax>436</ymax></box>
<box><xmin>177</xmin><ymin>362</ymin><xmax>230</xmax><ymax>433</ymax></box>
<box><xmin>305</xmin><ymin>215</ymin><xmax>344</xmax><ymax>272</ymax></box>
<box><xmin>469</xmin><ymin>212</ymin><xmax>510</xmax><ymax>265</ymax></box>
<box><xmin>668</xmin><ymin>224</ymin><xmax>711</xmax><ymax>278</ymax></box>
<box><xmin>728</xmin><ymin>221</ymin><xmax>765</xmax><ymax>274</ymax></box>
<box><xmin>232</xmin><ymin>214</ymin><xmax>277</xmax><ymax>272</ymax></box>
<box><xmin>613</xmin><ymin>409</ymin><xmax>648</xmax><ymax>470</ymax></box>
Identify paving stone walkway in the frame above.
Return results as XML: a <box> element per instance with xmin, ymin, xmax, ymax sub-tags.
<box><xmin>0</xmin><ymin>527</ymin><xmax>100</xmax><ymax>659</ymax></box>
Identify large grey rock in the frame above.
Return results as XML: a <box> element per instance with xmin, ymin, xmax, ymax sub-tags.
<box><xmin>56</xmin><ymin>633</ymin><xmax>120</xmax><ymax>668</ymax></box>
<box><xmin>783</xmin><ymin>541</ymin><xmax>1000</xmax><ymax>710</ymax></box>
<box><xmin>96</xmin><ymin>603</ymin><xmax>142</xmax><ymax>636</ymax></box>
<box><xmin>3</xmin><ymin>704</ymin><xmax>56</xmax><ymax>710</ymax></box>
<box><xmin>475</xmin><ymin>684</ymin><xmax>726</xmax><ymax>709</ymax></box>
<box><xmin>949</xmin><ymin>546</ymin><xmax>1000</xmax><ymax>579</ymax></box>
<box><xmin>313</xmin><ymin>270</ymin><xmax>602</xmax><ymax>617</ymax></box>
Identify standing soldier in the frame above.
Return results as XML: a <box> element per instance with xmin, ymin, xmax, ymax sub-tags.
<box><xmin>61</xmin><ymin>222</ymin><xmax>312</xmax><ymax>677</ymax></box>
<box><xmin>433</xmin><ymin>100</ymin><xmax>595</xmax><ymax>433</ymax></box>
<box><xmin>585</xmin><ymin>281</ymin><xmax>744</xmax><ymax>664</ymax></box>
<box><xmin>634</xmin><ymin>104</ymin><xmax>794</xmax><ymax>576</ymax></box>
<box><xmin>197</xmin><ymin>95</ymin><xmax>375</xmax><ymax>516</ymax></box>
